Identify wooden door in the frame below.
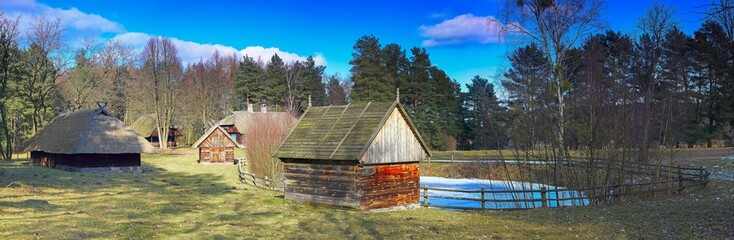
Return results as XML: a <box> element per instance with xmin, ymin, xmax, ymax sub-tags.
<box><xmin>211</xmin><ymin>147</ymin><xmax>224</xmax><ymax>163</ymax></box>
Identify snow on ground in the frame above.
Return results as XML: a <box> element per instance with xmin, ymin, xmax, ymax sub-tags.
<box><xmin>419</xmin><ymin>176</ymin><xmax>589</xmax><ymax>209</ymax></box>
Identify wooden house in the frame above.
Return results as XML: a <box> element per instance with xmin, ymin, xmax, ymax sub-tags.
<box><xmin>192</xmin><ymin>125</ymin><xmax>243</xmax><ymax>163</ymax></box>
<box><xmin>130</xmin><ymin>114</ymin><xmax>183</xmax><ymax>148</ymax></box>
<box><xmin>273</xmin><ymin>101</ymin><xmax>431</xmax><ymax>211</ymax></box>
<box><xmin>23</xmin><ymin>106</ymin><xmax>156</xmax><ymax>173</ymax></box>
<box><xmin>216</xmin><ymin>104</ymin><xmax>292</xmax><ymax>146</ymax></box>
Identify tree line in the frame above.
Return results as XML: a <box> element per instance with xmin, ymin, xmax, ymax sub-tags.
<box><xmin>0</xmin><ymin>12</ymin><xmax>352</xmax><ymax>158</ymax></box>
<box><xmin>2</xmin><ymin>1</ymin><xmax>733</xmax><ymax>160</ymax></box>
<box><xmin>347</xmin><ymin>1</ymin><xmax>734</xmax><ymax>159</ymax></box>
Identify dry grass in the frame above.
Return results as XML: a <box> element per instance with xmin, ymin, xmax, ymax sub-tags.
<box><xmin>0</xmin><ymin>148</ymin><xmax>730</xmax><ymax>239</ymax></box>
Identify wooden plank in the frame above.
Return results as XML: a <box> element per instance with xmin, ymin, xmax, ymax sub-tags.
<box><xmin>286</xmin><ymin>179</ymin><xmax>357</xmax><ymax>191</ymax></box>
<box><xmin>286</xmin><ymin>185</ymin><xmax>358</xmax><ymax>199</ymax></box>
<box><xmin>284</xmin><ymin>172</ymin><xmax>356</xmax><ymax>182</ymax></box>
<box><xmin>285</xmin><ymin>192</ymin><xmax>358</xmax><ymax>208</ymax></box>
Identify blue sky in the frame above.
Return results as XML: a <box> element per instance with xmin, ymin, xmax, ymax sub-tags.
<box><xmin>1</xmin><ymin>0</ymin><xmax>710</xmax><ymax>90</ymax></box>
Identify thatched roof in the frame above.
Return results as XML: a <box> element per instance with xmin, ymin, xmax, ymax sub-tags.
<box><xmin>130</xmin><ymin>114</ymin><xmax>156</xmax><ymax>137</ymax></box>
<box><xmin>23</xmin><ymin>107</ymin><xmax>157</xmax><ymax>154</ymax></box>
<box><xmin>217</xmin><ymin>111</ymin><xmax>292</xmax><ymax>134</ymax></box>
<box><xmin>130</xmin><ymin>114</ymin><xmax>183</xmax><ymax>137</ymax></box>
<box><xmin>273</xmin><ymin>101</ymin><xmax>430</xmax><ymax>161</ymax></box>
<box><xmin>191</xmin><ymin>125</ymin><xmax>243</xmax><ymax>148</ymax></box>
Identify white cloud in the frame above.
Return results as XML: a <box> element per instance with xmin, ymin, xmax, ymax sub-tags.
<box><xmin>419</xmin><ymin>14</ymin><xmax>515</xmax><ymax>47</ymax></box>
<box><xmin>0</xmin><ymin>0</ymin><xmax>124</xmax><ymax>35</ymax></box>
<box><xmin>111</xmin><ymin>32</ymin><xmax>326</xmax><ymax>66</ymax></box>
<box><xmin>2</xmin><ymin>0</ymin><xmax>327</xmax><ymax>67</ymax></box>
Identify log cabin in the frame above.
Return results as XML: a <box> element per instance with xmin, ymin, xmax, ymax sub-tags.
<box><xmin>23</xmin><ymin>106</ymin><xmax>156</xmax><ymax>173</ymax></box>
<box><xmin>192</xmin><ymin>125</ymin><xmax>243</xmax><ymax>163</ymax></box>
<box><xmin>273</xmin><ymin>101</ymin><xmax>431</xmax><ymax>211</ymax></box>
<box><xmin>216</xmin><ymin>104</ymin><xmax>292</xmax><ymax>146</ymax></box>
<box><xmin>130</xmin><ymin>114</ymin><xmax>183</xmax><ymax>148</ymax></box>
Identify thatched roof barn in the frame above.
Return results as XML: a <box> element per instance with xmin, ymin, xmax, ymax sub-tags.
<box><xmin>130</xmin><ymin>114</ymin><xmax>183</xmax><ymax>148</ymax></box>
<box><xmin>24</xmin><ymin>106</ymin><xmax>156</xmax><ymax>173</ymax></box>
<box><xmin>192</xmin><ymin>125</ymin><xmax>243</xmax><ymax>163</ymax></box>
<box><xmin>273</xmin><ymin>101</ymin><xmax>431</xmax><ymax>211</ymax></box>
<box><xmin>215</xmin><ymin>104</ymin><xmax>291</xmax><ymax>146</ymax></box>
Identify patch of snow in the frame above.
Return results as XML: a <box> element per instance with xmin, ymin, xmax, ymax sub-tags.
<box><xmin>419</xmin><ymin>176</ymin><xmax>589</xmax><ymax>210</ymax></box>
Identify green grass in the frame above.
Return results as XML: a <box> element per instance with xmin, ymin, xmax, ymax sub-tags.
<box><xmin>0</xmin><ymin>150</ymin><xmax>732</xmax><ymax>239</ymax></box>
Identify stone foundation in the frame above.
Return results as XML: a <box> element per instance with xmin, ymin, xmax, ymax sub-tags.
<box><xmin>366</xmin><ymin>203</ymin><xmax>420</xmax><ymax>213</ymax></box>
<box><xmin>55</xmin><ymin>165</ymin><xmax>142</xmax><ymax>173</ymax></box>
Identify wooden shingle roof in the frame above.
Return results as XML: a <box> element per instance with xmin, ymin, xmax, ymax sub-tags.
<box><xmin>191</xmin><ymin>125</ymin><xmax>243</xmax><ymax>148</ymax></box>
<box><xmin>23</xmin><ymin>107</ymin><xmax>157</xmax><ymax>154</ymax></box>
<box><xmin>273</xmin><ymin>101</ymin><xmax>430</xmax><ymax>161</ymax></box>
<box><xmin>217</xmin><ymin>111</ymin><xmax>291</xmax><ymax>134</ymax></box>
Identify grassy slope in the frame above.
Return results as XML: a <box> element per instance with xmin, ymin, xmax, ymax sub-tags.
<box><xmin>0</xmin><ymin>149</ymin><xmax>731</xmax><ymax>239</ymax></box>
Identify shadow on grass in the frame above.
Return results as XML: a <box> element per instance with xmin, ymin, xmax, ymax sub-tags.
<box><xmin>0</xmin><ymin>157</ymin><xmax>241</xmax><ymax>239</ymax></box>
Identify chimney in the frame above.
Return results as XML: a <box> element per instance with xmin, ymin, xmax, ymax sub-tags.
<box><xmin>247</xmin><ymin>104</ymin><xmax>253</xmax><ymax>113</ymax></box>
<box><xmin>261</xmin><ymin>104</ymin><xmax>267</xmax><ymax>113</ymax></box>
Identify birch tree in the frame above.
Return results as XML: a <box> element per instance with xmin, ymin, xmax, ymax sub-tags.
<box><xmin>501</xmin><ymin>0</ymin><xmax>603</xmax><ymax>179</ymax></box>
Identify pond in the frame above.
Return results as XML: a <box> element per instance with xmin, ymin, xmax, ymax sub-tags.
<box><xmin>420</xmin><ymin>176</ymin><xmax>589</xmax><ymax>210</ymax></box>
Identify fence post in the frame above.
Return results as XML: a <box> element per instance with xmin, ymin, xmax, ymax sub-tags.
<box><xmin>422</xmin><ymin>185</ymin><xmax>428</xmax><ymax>207</ymax></box>
<box><xmin>481</xmin><ymin>188</ymin><xmax>485</xmax><ymax>210</ymax></box>
<box><xmin>265</xmin><ymin>176</ymin><xmax>271</xmax><ymax>188</ymax></box>
<box><xmin>541</xmin><ymin>187</ymin><xmax>547</xmax><ymax>208</ymax></box>
<box><xmin>698</xmin><ymin>168</ymin><xmax>704</xmax><ymax>185</ymax></box>
<box><xmin>677</xmin><ymin>165</ymin><xmax>683</xmax><ymax>193</ymax></box>
<box><xmin>703</xmin><ymin>169</ymin><xmax>710</xmax><ymax>187</ymax></box>
<box><xmin>251</xmin><ymin>174</ymin><xmax>257</xmax><ymax>186</ymax></box>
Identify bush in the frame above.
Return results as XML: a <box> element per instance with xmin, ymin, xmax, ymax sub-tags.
<box><xmin>244</xmin><ymin>114</ymin><xmax>295</xmax><ymax>181</ymax></box>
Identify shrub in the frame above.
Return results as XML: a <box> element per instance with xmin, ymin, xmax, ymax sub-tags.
<box><xmin>243</xmin><ymin>114</ymin><xmax>295</xmax><ymax>181</ymax></box>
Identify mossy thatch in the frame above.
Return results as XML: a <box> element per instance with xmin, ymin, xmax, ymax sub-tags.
<box><xmin>23</xmin><ymin>107</ymin><xmax>156</xmax><ymax>154</ymax></box>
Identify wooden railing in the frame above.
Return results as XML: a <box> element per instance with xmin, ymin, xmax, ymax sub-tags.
<box><xmin>237</xmin><ymin>159</ymin><xmax>285</xmax><ymax>191</ymax></box>
<box><xmin>420</xmin><ymin>162</ymin><xmax>710</xmax><ymax>210</ymax></box>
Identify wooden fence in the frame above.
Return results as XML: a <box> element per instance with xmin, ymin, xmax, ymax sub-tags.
<box><xmin>237</xmin><ymin>159</ymin><xmax>285</xmax><ymax>191</ymax></box>
<box><xmin>420</xmin><ymin>160</ymin><xmax>710</xmax><ymax>210</ymax></box>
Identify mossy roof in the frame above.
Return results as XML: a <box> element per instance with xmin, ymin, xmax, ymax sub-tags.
<box><xmin>273</xmin><ymin>101</ymin><xmax>430</xmax><ymax>161</ymax></box>
<box><xmin>23</xmin><ymin>107</ymin><xmax>157</xmax><ymax>154</ymax></box>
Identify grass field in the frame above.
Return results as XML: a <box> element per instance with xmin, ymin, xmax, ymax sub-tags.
<box><xmin>0</xmin><ymin>148</ymin><xmax>732</xmax><ymax>239</ymax></box>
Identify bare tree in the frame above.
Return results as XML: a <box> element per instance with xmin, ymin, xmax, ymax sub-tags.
<box><xmin>706</xmin><ymin>0</ymin><xmax>734</xmax><ymax>39</ymax></box>
<box><xmin>631</xmin><ymin>4</ymin><xmax>677</xmax><ymax>161</ymax></box>
<box><xmin>60</xmin><ymin>39</ymin><xmax>108</xmax><ymax>111</ymax></box>
<box><xmin>501</xmin><ymin>0</ymin><xmax>604</xmax><ymax>179</ymax></box>
<box><xmin>140</xmin><ymin>37</ymin><xmax>182</xmax><ymax>150</ymax></box>
<box><xmin>21</xmin><ymin>16</ymin><xmax>68</xmax><ymax>134</ymax></box>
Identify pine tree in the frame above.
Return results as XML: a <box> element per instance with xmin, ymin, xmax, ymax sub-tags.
<box><xmin>234</xmin><ymin>55</ymin><xmax>265</xmax><ymax>107</ymax></box>
<box><xmin>349</xmin><ymin>35</ymin><xmax>391</xmax><ymax>102</ymax></box>
<box><xmin>382</xmin><ymin>43</ymin><xmax>409</xmax><ymax>100</ymax></box>
<box><xmin>465</xmin><ymin>76</ymin><xmax>508</xmax><ymax>150</ymax></box>
<box><xmin>300</xmin><ymin>56</ymin><xmax>326</xmax><ymax>106</ymax></box>
<box><xmin>265</xmin><ymin>54</ymin><xmax>287</xmax><ymax>106</ymax></box>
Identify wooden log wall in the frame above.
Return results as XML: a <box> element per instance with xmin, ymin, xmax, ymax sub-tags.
<box><xmin>31</xmin><ymin>151</ymin><xmax>141</xmax><ymax>168</ymax></box>
<box><xmin>357</xmin><ymin>163</ymin><xmax>419</xmax><ymax>211</ymax></box>
<box><xmin>199</xmin><ymin>147</ymin><xmax>234</xmax><ymax>163</ymax></box>
<box><xmin>283</xmin><ymin>160</ymin><xmax>359</xmax><ymax>208</ymax></box>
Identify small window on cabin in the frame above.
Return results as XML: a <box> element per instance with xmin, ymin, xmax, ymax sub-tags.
<box><xmin>231</xmin><ymin>133</ymin><xmax>237</xmax><ymax>140</ymax></box>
